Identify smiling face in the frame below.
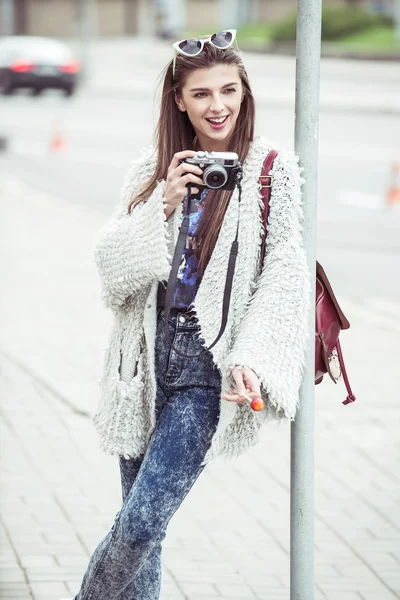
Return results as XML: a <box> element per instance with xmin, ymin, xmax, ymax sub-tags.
<box><xmin>175</xmin><ymin>64</ymin><xmax>244</xmax><ymax>152</ymax></box>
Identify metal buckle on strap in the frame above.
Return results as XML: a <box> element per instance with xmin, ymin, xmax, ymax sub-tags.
<box><xmin>259</xmin><ymin>174</ymin><xmax>273</xmax><ymax>188</ymax></box>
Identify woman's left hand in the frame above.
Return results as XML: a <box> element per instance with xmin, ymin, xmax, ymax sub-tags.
<box><xmin>221</xmin><ymin>366</ymin><xmax>262</xmax><ymax>404</ymax></box>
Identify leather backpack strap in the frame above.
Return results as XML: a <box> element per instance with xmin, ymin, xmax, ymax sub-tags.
<box><xmin>259</xmin><ymin>149</ymin><xmax>279</xmax><ymax>274</ymax></box>
<box><xmin>336</xmin><ymin>339</ymin><xmax>356</xmax><ymax>405</ymax></box>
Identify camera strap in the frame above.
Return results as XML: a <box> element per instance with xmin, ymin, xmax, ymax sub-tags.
<box><xmin>163</xmin><ymin>181</ymin><xmax>242</xmax><ymax>358</ymax></box>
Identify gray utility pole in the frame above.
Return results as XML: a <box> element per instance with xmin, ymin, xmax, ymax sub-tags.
<box><xmin>291</xmin><ymin>0</ymin><xmax>322</xmax><ymax>599</ymax></box>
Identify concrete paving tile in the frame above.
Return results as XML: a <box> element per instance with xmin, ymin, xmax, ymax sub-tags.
<box><xmin>323</xmin><ymin>584</ymin><xmax>387</xmax><ymax>595</ymax></box>
<box><xmin>249</xmin><ymin>591</ymin><xmax>290</xmax><ymax>600</ymax></box>
<box><xmin>25</xmin><ymin>567</ymin><xmax>84</xmax><ymax>579</ymax></box>
<box><xmin>19</xmin><ymin>556</ymin><xmax>57</xmax><ymax>568</ymax></box>
<box><xmin>321</xmin><ymin>593</ymin><xmax>362</xmax><ymax>600</ymax></box>
<box><xmin>177</xmin><ymin>581</ymin><xmax>221</xmax><ymax>597</ymax></box>
<box><xmin>0</xmin><ymin>593</ymin><xmax>33</xmax><ymax>600</ymax></box>
<box><xmin>247</xmin><ymin>581</ymin><xmax>287</xmax><ymax>593</ymax></box>
<box><xmin>1</xmin><ymin>590</ymin><xmax>32</xmax><ymax>600</ymax></box>
<box><xmin>0</xmin><ymin>561</ymin><xmax>20</xmax><ymax>571</ymax></box>
<box><xmin>159</xmin><ymin>590</ymin><xmax>186</xmax><ymax>600</ymax></box>
<box><xmin>358</xmin><ymin>594</ymin><xmax>400</xmax><ymax>600</ymax></box>
<box><xmin>215</xmin><ymin>583</ymin><xmax>258</xmax><ymax>597</ymax></box>
<box><xmin>0</xmin><ymin>568</ymin><xmax>27</xmax><ymax>583</ymax></box>
<box><xmin>52</xmin><ymin>556</ymin><xmax>87</xmax><ymax>567</ymax></box>
<box><xmin>0</xmin><ymin>583</ymin><xmax>32</xmax><ymax>593</ymax></box>
<box><xmin>176</xmin><ymin>571</ymin><xmax>246</xmax><ymax>584</ymax></box>
<box><xmin>29</xmin><ymin>580</ymin><xmax>70</xmax><ymax>598</ymax></box>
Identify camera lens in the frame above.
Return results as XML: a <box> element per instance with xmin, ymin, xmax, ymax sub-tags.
<box><xmin>203</xmin><ymin>164</ymin><xmax>228</xmax><ymax>189</ymax></box>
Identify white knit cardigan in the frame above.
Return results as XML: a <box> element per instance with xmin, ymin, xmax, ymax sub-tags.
<box><xmin>93</xmin><ymin>136</ymin><xmax>311</xmax><ymax>464</ymax></box>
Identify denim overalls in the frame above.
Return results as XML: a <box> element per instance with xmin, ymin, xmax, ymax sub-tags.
<box><xmin>74</xmin><ymin>306</ymin><xmax>222</xmax><ymax>600</ymax></box>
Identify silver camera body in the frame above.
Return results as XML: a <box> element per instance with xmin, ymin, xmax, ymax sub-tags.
<box><xmin>181</xmin><ymin>151</ymin><xmax>242</xmax><ymax>191</ymax></box>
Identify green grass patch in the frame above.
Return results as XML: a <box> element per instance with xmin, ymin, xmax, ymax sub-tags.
<box><xmin>237</xmin><ymin>23</ymin><xmax>273</xmax><ymax>47</ymax></box>
<box><xmin>335</xmin><ymin>26</ymin><xmax>400</xmax><ymax>52</ymax></box>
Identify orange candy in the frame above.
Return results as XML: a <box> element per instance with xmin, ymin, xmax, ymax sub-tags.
<box><xmin>242</xmin><ymin>393</ymin><xmax>264</xmax><ymax>412</ymax></box>
<box><xmin>250</xmin><ymin>397</ymin><xmax>264</xmax><ymax>411</ymax></box>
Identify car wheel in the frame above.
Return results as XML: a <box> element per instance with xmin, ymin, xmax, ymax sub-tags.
<box><xmin>0</xmin><ymin>74</ymin><xmax>14</xmax><ymax>95</ymax></box>
<box><xmin>63</xmin><ymin>85</ymin><xmax>75</xmax><ymax>97</ymax></box>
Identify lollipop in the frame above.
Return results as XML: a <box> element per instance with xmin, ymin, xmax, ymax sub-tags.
<box><xmin>243</xmin><ymin>394</ymin><xmax>264</xmax><ymax>411</ymax></box>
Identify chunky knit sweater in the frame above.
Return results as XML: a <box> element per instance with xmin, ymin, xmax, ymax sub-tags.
<box><xmin>93</xmin><ymin>136</ymin><xmax>311</xmax><ymax>464</ymax></box>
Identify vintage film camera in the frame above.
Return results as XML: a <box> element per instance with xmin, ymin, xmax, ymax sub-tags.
<box><xmin>180</xmin><ymin>151</ymin><xmax>242</xmax><ymax>191</ymax></box>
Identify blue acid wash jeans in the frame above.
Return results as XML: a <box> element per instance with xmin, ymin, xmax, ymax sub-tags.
<box><xmin>74</xmin><ymin>306</ymin><xmax>222</xmax><ymax>600</ymax></box>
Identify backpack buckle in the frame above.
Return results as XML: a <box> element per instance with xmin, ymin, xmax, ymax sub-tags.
<box><xmin>259</xmin><ymin>174</ymin><xmax>273</xmax><ymax>188</ymax></box>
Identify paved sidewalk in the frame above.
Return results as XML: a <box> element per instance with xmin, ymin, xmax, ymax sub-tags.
<box><xmin>1</xmin><ymin>176</ymin><xmax>400</xmax><ymax>600</ymax></box>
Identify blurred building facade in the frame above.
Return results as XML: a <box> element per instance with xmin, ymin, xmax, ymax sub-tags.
<box><xmin>0</xmin><ymin>0</ymin><xmax>395</xmax><ymax>37</ymax></box>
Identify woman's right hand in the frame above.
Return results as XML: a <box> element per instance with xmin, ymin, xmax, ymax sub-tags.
<box><xmin>163</xmin><ymin>150</ymin><xmax>204</xmax><ymax>213</ymax></box>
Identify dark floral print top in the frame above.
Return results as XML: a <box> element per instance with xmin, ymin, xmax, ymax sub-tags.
<box><xmin>172</xmin><ymin>188</ymin><xmax>209</xmax><ymax>309</ymax></box>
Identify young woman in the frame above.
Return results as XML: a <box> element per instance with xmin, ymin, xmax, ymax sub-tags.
<box><xmin>66</xmin><ymin>30</ymin><xmax>310</xmax><ymax>600</ymax></box>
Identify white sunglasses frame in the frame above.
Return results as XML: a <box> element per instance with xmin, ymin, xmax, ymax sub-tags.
<box><xmin>172</xmin><ymin>29</ymin><xmax>237</xmax><ymax>79</ymax></box>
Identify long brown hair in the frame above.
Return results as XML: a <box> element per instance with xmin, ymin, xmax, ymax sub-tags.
<box><xmin>128</xmin><ymin>43</ymin><xmax>255</xmax><ymax>276</ymax></box>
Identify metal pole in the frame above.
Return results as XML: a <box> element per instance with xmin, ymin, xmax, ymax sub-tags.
<box><xmin>291</xmin><ymin>0</ymin><xmax>322</xmax><ymax>598</ymax></box>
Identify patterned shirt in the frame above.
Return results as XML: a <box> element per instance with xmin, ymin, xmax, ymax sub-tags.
<box><xmin>171</xmin><ymin>188</ymin><xmax>209</xmax><ymax>310</ymax></box>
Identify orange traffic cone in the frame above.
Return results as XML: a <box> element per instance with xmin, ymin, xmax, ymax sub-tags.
<box><xmin>386</xmin><ymin>161</ymin><xmax>400</xmax><ymax>207</ymax></box>
<box><xmin>50</xmin><ymin>119</ymin><xmax>66</xmax><ymax>153</ymax></box>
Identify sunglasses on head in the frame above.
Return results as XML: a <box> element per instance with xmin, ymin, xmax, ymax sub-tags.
<box><xmin>172</xmin><ymin>29</ymin><xmax>237</xmax><ymax>78</ymax></box>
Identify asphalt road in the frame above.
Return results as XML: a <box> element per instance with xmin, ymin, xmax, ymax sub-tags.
<box><xmin>0</xmin><ymin>73</ymin><xmax>399</xmax><ymax>312</ymax></box>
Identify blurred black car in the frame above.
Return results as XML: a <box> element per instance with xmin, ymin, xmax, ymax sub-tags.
<box><xmin>0</xmin><ymin>36</ymin><xmax>80</xmax><ymax>96</ymax></box>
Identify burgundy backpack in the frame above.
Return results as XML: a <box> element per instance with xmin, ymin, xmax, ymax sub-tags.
<box><xmin>260</xmin><ymin>150</ymin><xmax>356</xmax><ymax>406</ymax></box>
